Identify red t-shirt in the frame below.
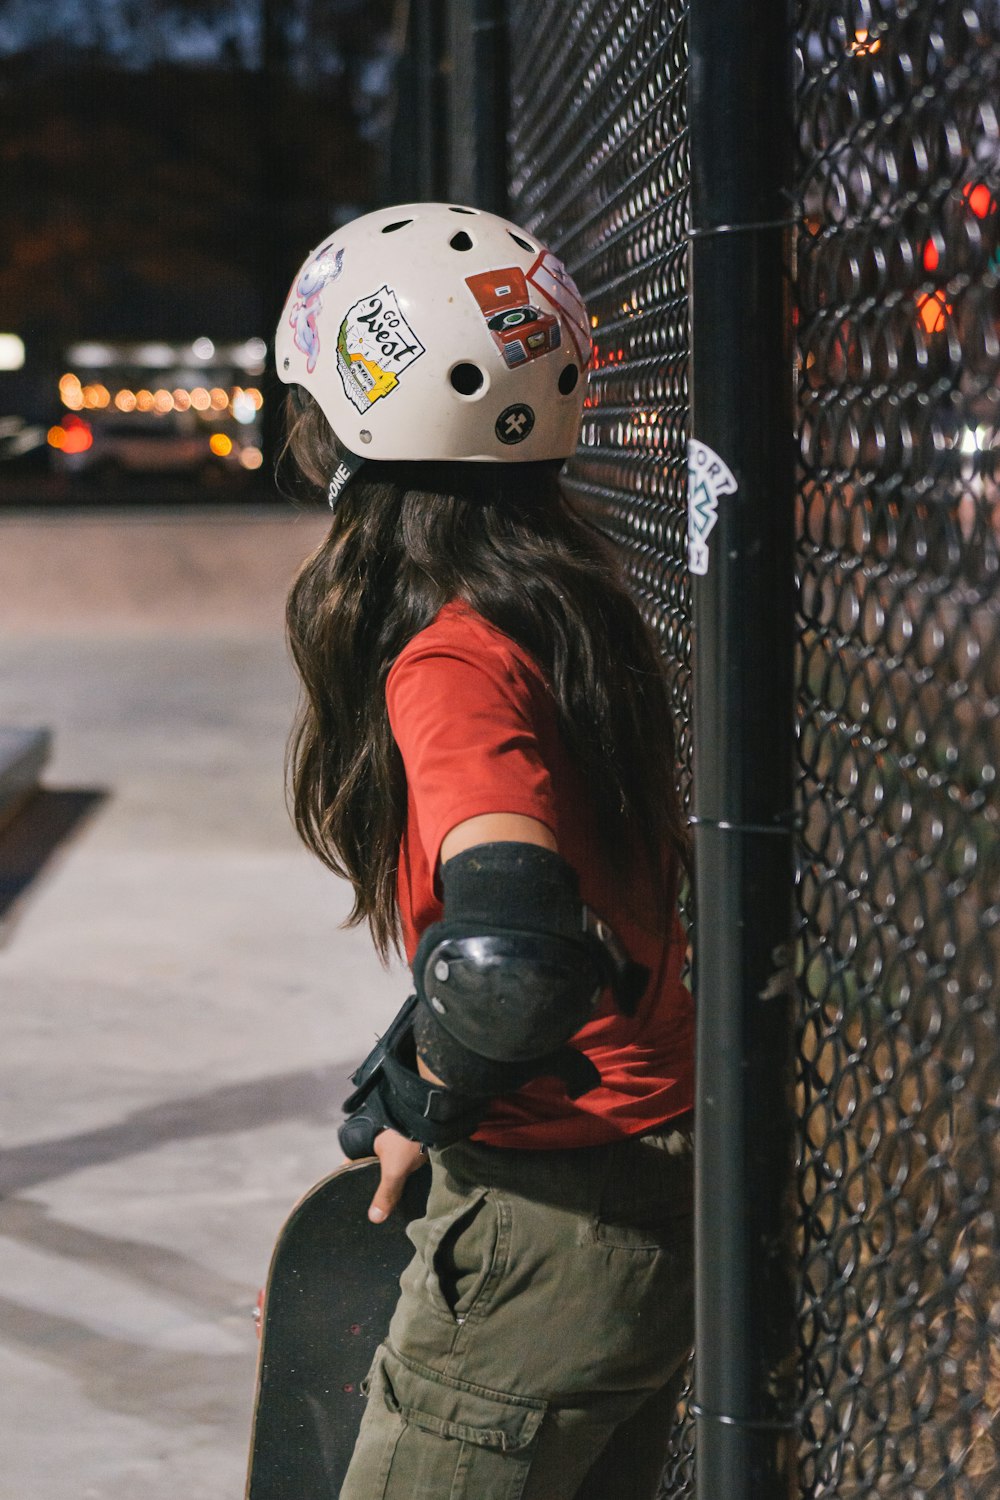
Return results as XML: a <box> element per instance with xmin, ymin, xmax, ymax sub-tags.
<box><xmin>385</xmin><ymin>600</ymin><xmax>694</xmax><ymax>1149</ymax></box>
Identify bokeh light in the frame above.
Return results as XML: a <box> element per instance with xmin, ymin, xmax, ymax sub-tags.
<box><xmin>916</xmin><ymin>290</ymin><xmax>952</xmax><ymax>334</ymax></box>
<box><xmin>60</xmin><ymin>373</ymin><xmax>85</xmax><ymax>410</ymax></box>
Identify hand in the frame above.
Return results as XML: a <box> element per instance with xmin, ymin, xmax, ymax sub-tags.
<box><xmin>368</xmin><ymin>1129</ymin><xmax>427</xmax><ymax>1224</ymax></box>
<box><xmin>416</xmin><ymin>1051</ymin><xmax>446</xmax><ymax>1086</ymax></box>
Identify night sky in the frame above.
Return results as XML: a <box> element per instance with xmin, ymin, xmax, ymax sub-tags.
<box><xmin>0</xmin><ymin>0</ymin><xmax>396</xmax><ymax>423</ymax></box>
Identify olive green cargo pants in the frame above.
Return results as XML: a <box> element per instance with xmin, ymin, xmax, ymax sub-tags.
<box><xmin>341</xmin><ymin>1123</ymin><xmax>694</xmax><ymax>1500</ymax></box>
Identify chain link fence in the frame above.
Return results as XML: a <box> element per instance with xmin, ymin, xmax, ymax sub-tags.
<box><xmin>502</xmin><ymin>2</ymin><xmax>1000</xmax><ymax>1497</ymax></box>
<box><xmin>507</xmin><ymin>0</ymin><xmax>694</xmax><ymax>813</ymax></box>
<box><xmin>506</xmin><ymin>1</ymin><xmax>697</xmax><ymax>1489</ymax></box>
<box><xmin>795</xmin><ymin>4</ymin><xmax>1000</xmax><ymax>1495</ymax></box>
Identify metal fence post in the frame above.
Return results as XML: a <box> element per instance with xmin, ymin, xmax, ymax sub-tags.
<box><xmin>389</xmin><ymin>0</ymin><xmax>448</xmax><ymax>202</ymax></box>
<box><xmin>687</xmin><ymin>1</ymin><xmax>799</xmax><ymax>1496</ymax></box>
<box><xmin>446</xmin><ymin>0</ymin><xmax>509</xmax><ymax>213</ymax></box>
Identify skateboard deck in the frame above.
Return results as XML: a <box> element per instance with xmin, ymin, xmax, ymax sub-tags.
<box><xmin>246</xmin><ymin>1157</ymin><xmax>431</xmax><ymax>1499</ymax></box>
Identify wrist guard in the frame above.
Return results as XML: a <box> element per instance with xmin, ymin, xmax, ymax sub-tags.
<box><xmin>338</xmin><ymin>994</ymin><xmax>485</xmax><ymax>1159</ymax></box>
<box><xmin>411</xmin><ymin>842</ymin><xmax>649</xmax><ymax>1099</ymax></box>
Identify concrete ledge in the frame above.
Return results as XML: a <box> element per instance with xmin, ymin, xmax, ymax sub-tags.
<box><xmin>0</xmin><ymin>728</ymin><xmax>52</xmax><ymax>829</ymax></box>
<box><xmin>0</xmin><ymin>506</ymin><xmax>330</xmax><ymax>635</ymax></box>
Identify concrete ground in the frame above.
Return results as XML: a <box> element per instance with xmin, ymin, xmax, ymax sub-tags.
<box><xmin>0</xmin><ymin>505</ymin><xmax>405</xmax><ymax>1500</ymax></box>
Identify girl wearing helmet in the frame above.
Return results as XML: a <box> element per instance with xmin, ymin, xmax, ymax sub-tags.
<box><xmin>277</xmin><ymin>203</ymin><xmax>694</xmax><ymax>1500</ymax></box>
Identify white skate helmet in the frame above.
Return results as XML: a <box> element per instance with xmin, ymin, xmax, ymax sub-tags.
<box><xmin>275</xmin><ymin>203</ymin><xmax>591</xmax><ymax>475</ymax></box>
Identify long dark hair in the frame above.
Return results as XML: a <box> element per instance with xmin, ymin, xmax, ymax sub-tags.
<box><xmin>284</xmin><ymin>393</ymin><xmax>689</xmax><ymax>961</ymax></box>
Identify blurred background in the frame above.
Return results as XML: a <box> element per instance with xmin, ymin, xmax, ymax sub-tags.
<box><xmin>0</xmin><ymin>0</ymin><xmax>399</xmax><ymax>506</ymax></box>
<box><xmin>0</xmin><ymin>6</ymin><xmax>408</xmax><ymax>1499</ymax></box>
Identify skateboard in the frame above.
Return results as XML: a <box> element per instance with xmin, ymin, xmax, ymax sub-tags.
<box><xmin>246</xmin><ymin>1157</ymin><xmax>432</xmax><ymax>1499</ymax></box>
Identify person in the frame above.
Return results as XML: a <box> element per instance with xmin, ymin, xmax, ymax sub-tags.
<box><xmin>275</xmin><ymin>202</ymin><xmax>695</xmax><ymax>1500</ymax></box>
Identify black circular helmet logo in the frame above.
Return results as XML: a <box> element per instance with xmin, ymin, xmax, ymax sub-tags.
<box><xmin>495</xmin><ymin>403</ymin><xmax>535</xmax><ymax>445</ymax></box>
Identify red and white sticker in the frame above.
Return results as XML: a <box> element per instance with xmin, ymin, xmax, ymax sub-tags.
<box><xmin>527</xmin><ymin>252</ymin><xmax>591</xmax><ymax>367</ymax></box>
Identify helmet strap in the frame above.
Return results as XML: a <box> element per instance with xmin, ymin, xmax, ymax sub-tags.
<box><xmin>327</xmin><ymin>447</ymin><xmax>366</xmax><ymax>508</ymax></box>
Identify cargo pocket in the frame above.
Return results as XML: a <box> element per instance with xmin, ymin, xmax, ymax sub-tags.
<box><xmin>422</xmin><ymin>1186</ymin><xmax>506</xmax><ymax>1323</ymax></box>
<box><xmin>370</xmin><ymin>1344</ymin><xmax>546</xmax><ymax>1500</ymax></box>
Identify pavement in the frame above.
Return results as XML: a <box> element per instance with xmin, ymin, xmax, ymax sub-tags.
<box><xmin>0</xmin><ymin>504</ymin><xmax>406</xmax><ymax>1500</ymax></box>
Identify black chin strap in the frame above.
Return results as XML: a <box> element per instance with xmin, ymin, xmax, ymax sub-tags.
<box><xmin>327</xmin><ymin>447</ymin><xmax>366</xmax><ymax>507</ymax></box>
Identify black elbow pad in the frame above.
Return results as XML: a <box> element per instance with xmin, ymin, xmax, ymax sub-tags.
<box><xmin>411</xmin><ymin>842</ymin><xmax>649</xmax><ymax>1099</ymax></box>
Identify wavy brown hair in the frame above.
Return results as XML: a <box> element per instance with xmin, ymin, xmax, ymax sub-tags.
<box><xmin>284</xmin><ymin>393</ymin><xmax>689</xmax><ymax>961</ymax></box>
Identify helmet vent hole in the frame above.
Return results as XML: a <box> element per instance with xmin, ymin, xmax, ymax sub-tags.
<box><xmin>508</xmin><ymin>232</ymin><xmax>537</xmax><ymax>253</ymax></box>
<box><xmin>381</xmin><ymin>219</ymin><xmax>413</xmax><ymax>233</ymax></box>
<box><xmin>450</xmin><ymin>363</ymin><xmax>485</xmax><ymax>396</ymax></box>
<box><xmin>449</xmin><ymin>231</ymin><xmax>474</xmax><ymax>251</ymax></box>
<box><xmin>448</xmin><ymin>206</ymin><xmax>478</xmax><ymax>215</ymax></box>
<box><xmin>558</xmin><ymin>364</ymin><xmax>579</xmax><ymax>395</ymax></box>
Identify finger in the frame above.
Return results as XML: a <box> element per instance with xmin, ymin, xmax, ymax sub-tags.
<box><xmin>368</xmin><ymin>1163</ymin><xmax>407</xmax><ymax>1223</ymax></box>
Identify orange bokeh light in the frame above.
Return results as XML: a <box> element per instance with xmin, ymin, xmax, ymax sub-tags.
<box><xmin>59</xmin><ymin>372</ymin><xmax>84</xmax><ymax>410</ymax></box>
<box><xmin>851</xmin><ymin>28</ymin><xmax>881</xmax><ymax>55</ymax></box>
<box><xmin>916</xmin><ymin>291</ymin><xmax>952</xmax><ymax>334</ymax></box>
<box><xmin>48</xmin><ymin>419</ymin><xmax>93</xmax><ymax>454</ymax></box>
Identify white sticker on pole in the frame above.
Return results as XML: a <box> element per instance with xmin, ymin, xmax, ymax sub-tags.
<box><xmin>687</xmin><ymin>439</ymin><xmax>737</xmax><ymax>576</ymax></box>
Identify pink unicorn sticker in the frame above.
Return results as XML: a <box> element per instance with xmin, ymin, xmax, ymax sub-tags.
<box><xmin>287</xmin><ymin>241</ymin><xmax>345</xmax><ymax>374</ymax></box>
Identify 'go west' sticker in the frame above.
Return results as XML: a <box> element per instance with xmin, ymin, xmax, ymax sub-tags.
<box><xmin>687</xmin><ymin>439</ymin><xmax>737</xmax><ymax>575</ymax></box>
<box><xmin>337</xmin><ymin>286</ymin><xmax>425</xmax><ymax>413</ymax></box>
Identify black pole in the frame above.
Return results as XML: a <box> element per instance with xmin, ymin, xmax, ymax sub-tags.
<box><xmin>446</xmin><ymin>0</ymin><xmax>509</xmax><ymax>213</ymax></box>
<box><xmin>470</xmin><ymin>0</ymin><xmax>508</xmax><ymax>214</ymax></box>
<box><xmin>687</xmin><ymin>1</ymin><xmax>799</xmax><ymax>1497</ymax></box>
<box><xmin>413</xmin><ymin>0</ymin><xmax>449</xmax><ymax>201</ymax></box>
<box><xmin>258</xmin><ymin>0</ymin><xmax>291</xmax><ymax>489</ymax></box>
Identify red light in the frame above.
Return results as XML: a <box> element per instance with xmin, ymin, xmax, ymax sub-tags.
<box><xmin>922</xmin><ymin>239</ymin><xmax>940</xmax><ymax>272</ymax></box>
<box><xmin>57</xmin><ymin>416</ymin><xmax>93</xmax><ymax>454</ymax></box>
<box><xmin>963</xmin><ymin>183</ymin><xmax>996</xmax><ymax>219</ymax></box>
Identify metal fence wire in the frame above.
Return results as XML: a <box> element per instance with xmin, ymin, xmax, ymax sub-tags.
<box><xmin>507</xmin><ymin>0</ymin><xmax>694</xmax><ymax>808</ymax></box>
<box><xmin>506</xmin><ymin>0</ymin><xmax>697</xmax><ymax>1489</ymax></box>
<box><xmin>504</xmin><ymin>2</ymin><xmax>1000</xmax><ymax>1498</ymax></box>
<box><xmin>794</xmin><ymin>4</ymin><xmax>1000</xmax><ymax>1495</ymax></box>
